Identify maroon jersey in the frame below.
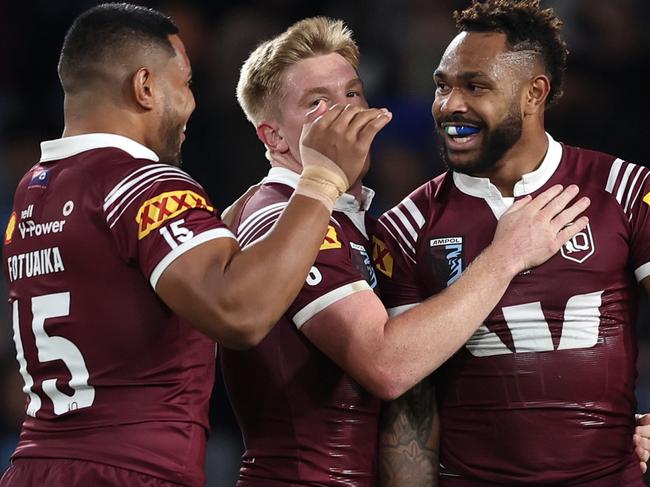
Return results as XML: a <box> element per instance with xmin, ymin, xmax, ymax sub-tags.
<box><xmin>375</xmin><ymin>134</ymin><xmax>650</xmax><ymax>485</ymax></box>
<box><xmin>2</xmin><ymin>134</ymin><xmax>235</xmax><ymax>486</ymax></box>
<box><xmin>220</xmin><ymin>167</ymin><xmax>381</xmax><ymax>486</ymax></box>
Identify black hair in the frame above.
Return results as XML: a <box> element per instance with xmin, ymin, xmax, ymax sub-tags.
<box><xmin>454</xmin><ymin>0</ymin><xmax>569</xmax><ymax>106</ymax></box>
<box><xmin>58</xmin><ymin>2</ymin><xmax>179</xmax><ymax>93</ymax></box>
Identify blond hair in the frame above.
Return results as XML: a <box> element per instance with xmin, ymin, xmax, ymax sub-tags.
<box><xmin>237</xmin><ymin>17</ymin><xmax>360</xmax><ymax>126</ymax></box>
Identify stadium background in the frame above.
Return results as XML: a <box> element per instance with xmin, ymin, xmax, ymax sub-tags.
<box><xmin>0</xmin><ymin>0</ymin><xmax>648</xmax><ymax>484</ymax></box>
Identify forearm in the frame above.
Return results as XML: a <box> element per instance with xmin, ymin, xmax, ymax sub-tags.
<box><xmin>377</xmin><ymin>243</ymin><xmax>518</xmax><ymax>391</ymax></box>
<box><xmin>379</xmin><ymin>379</ymin><xmax>439</xmax><ymax>487</ymax></box>
<box><xmin>216</xmin><ymin>193</ymin><xmax>330</xmax><ymax>344</ymax></box>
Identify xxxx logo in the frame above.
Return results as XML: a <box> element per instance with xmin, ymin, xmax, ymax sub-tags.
<box><xmin>320</xmin><ymin>225</ymin><xmax>342</xmax><ymax>250</ymax></box>
<box><xmin>372</xmin><ymin>236</ymin><xmax>393</xmax><ymax>278</ymax></box>
<box><xmin>136</xmin><ymin>190</ymin><xmax>213</xmax><ymax>239</ymax></box>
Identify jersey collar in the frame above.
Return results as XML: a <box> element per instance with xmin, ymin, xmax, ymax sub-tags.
<box><xmin>263</xmin><ymin>166</ymin><xmax>375</xmax><ymax>212</ymax></box>
<box><xmin>39</xmin><ymin>133</ymin><xmax>159</xmax><ymax>163</ymax></box>
<box><xmin>453</xmin><ymin>132</ymin><xmax>562</xmax><ymax>199</ymax></box>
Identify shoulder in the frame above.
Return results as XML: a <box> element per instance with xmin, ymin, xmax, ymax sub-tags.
<box><xmin>560</xmin><ymin>143</ymin><xmax>650</xmax><ymax>212</ymax></box>
<box><xmin>235</xmin><ymin>182</ymin><xmax>293</xmax><ymax>248</ymax></box>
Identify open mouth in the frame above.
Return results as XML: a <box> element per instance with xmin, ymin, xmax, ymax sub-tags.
<box><xmin>440</xmin><ymin>123</ymin><xmax>482</xmax><ymax>148</ymax></box>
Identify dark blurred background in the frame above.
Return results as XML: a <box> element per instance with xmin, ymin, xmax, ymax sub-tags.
<box><xmin>0</xmin><ymin>1</ymin><xmax>649</xmax><ymax>485</ymax></box>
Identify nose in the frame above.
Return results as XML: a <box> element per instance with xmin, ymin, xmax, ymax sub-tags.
<box><xmin>435</xmin><ymin>88</ymin><xmax>468</xmax><ymax>116</ymax></box>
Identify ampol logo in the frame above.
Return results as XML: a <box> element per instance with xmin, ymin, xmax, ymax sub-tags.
<box><xmin>560</xmin><ymin>223</ymin><xmax>595</xmax><ymax>263</ymax></box>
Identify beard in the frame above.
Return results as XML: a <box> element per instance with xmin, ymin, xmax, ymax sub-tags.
<box><xmin>157</xmin><ymin>104</ymin><xmax>184</xmax><ymax>167</ymax></box>
<box><xmin>437</xmin><ymin>105</ymin><xmax>523</xmax><ymax>176</ymax></box>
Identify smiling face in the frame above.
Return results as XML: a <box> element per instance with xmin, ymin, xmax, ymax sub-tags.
<box><xmin>154</xmin><ymin>34</ymin><xmax>195</xmax><ymax>166</ymax></box>
<box><xmin>272</xmin><ymin>52</ymin><xmax>368</xmax><ymax>166</ymax></box>
<box><xmin>432</xmin><ymin>31</ymin><xmax>532</xmax><ymax>176</ymax></box>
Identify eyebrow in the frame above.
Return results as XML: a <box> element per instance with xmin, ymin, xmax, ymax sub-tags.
<box><xmin>434</xmin><ymin>70</ymin><xmax>491</xmax><ymax>81</ymax></box>
<box><xmin>297</xmin><ymin>78</ymin><xmax>363</xmax><ymax>104</ymax></box>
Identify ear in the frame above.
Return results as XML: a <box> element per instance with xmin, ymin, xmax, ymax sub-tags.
<box><xmin>256</xmin><ymin>122</ymin><xmax>289</xmax><ymax>154</ymax></box>
<box><xmin>132</xmin><ymin>67</ymin><xmax>155</xmax><ymax>110</ymax></box>
<box><xmin>523</xmin><ymin>74</ymin><xmax>551</xmax><ymax>116</ymax></box>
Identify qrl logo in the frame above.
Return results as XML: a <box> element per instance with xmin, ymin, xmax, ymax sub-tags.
<box><xmin>560</xmin><ymin>223</ymin><xmax>595</xmax><ymax>263</ymax></box>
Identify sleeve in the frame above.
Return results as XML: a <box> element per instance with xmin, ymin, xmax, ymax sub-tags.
<box><xmin>374</xmin><ymin>194</ymin><xmax>430</xmax><ymax>317</ymax></box>
<box><xmin>104</xmin><ymin>163</ymin><xmax>236</xmax><ymax>288</ymax></box>
<box><xmin>626</xmin><ymin>163</ymin><xmax>650</xmax><ymax>282</ymax></box>
<box><xmin>235</xmin><ymin>194</ymin><xmax>371</xmax><ymax>329</ymax></box>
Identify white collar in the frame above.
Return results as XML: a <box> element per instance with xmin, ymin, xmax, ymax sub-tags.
<box><xmin>263</xmin><ymin>166</ymin><xmax>375</xmax><ymax>212</ymax></box>
<box><xmin>453</xmin><ymin>132</ymin><xmax>562</xmax><ymax>199</ymax></box>
<box><xmin>40</xmin><ymin>133</ymin><xmax>159</xmax><ymax>163</ymax></box>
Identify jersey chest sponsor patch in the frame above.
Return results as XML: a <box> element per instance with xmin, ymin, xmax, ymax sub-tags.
<box><xmin>136</xmin><ymin>190</ymin><xmax>213</xmax><ymax>239</ymax></box>
<box><xmin>429</xmin><ymin>236</ymin><xmax>463</xmax><ymax>287</ymax></box>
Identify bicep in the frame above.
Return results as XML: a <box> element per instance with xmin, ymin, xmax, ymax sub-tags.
<box><xmin>155</xmin><ymin>236</ymin><xmax>239</xmax><ymax>338</ymax></box>
<box><xmin>379</xmin><ymin>377</ymin><xmax>439</xmax><ymax>487</ymax></box>
<box><xmin>301</xmin><ymin>288</ymin><xmax>388</xmax><ymax>375</ymax></box>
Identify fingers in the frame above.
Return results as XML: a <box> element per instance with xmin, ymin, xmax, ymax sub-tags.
<box><xmin>503</xmin><ymin>194</ymin><xmax>532</xmax><ymax>215</ymax></box>
<box><xmin>555</xmin><ymin>216</ymin><xmax>589</xmax><ymax>245</ymax></box>
<box><xmin>536</xmin><ymin>185</ymin><xmax>580</xmax><ymax>219</ymax></box>
<box><xmin>357</xmin><ymin>110</ymin><xmax>393</xmax><ymax>147</ymax></box>
<box><xmin>550</xmin><ymin>196</ymin><xmax>591</xmax><ymax>231</ymax></box>
<box><xmin>304</xmin><ymin>100</ymin><xmax>329</xmax><ymax>125</ymax></box>
<box><xmin>526</xmin><ymin>184</ymin><xmax>565</xmax><ymax>211</ymax></box>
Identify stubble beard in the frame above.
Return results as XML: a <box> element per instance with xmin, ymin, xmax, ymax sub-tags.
<box><xmin>438</xmin><ymin>106</ymin><xmax>523</xmax><ymax>177</ymax></box>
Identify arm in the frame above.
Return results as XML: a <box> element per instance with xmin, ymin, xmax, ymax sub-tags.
<box><xmin>156</xmin><ymin>104</ymin><xmax>392</xmax><ymax>349</ymax></box>
<box><xmin>379</xmin><ymin>378</ymin><xmax>439</xmax><ymax>487</ymax></box>
<box><xmin>302</xmin><ymin>185</ymin><xmax>591</xmax><ymax>399</ymax></box>
<box><xmin>633</xmin><ymin>277</ymin><xmax>650</xmax><ymax>472</ymax></box>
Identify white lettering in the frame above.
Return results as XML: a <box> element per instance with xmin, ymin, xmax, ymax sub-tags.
<box><xmin>5</xmin><ymin>247</ymin><xmax>65</xmax><ymax>283</ymax></box>
<box><xmin>17</xmin><ymin>219</ymin><xmax>67</xmax><ymax>239</ymax></box>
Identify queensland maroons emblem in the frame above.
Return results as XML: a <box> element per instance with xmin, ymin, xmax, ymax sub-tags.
<box><xmin>560</xmin><ymin>223</ymin><xmax>595</xmax><ymax>264</ymax></box>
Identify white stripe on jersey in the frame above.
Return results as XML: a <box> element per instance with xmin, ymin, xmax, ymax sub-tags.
<box><xmin>107</xmin><ymin>176</ymin><xmax>200</xmax><ymax>229</ymax></box>
<box><xmin>605</xmin><ymin>158</ymin><xmax>624</xmax><ymax>194</ymax></box>
<box><xmin>150</xmin><ymin>227</ymin><xmax>236</xmax><ymax>289</ymax></box>
<box><xmin>293</xmin><ymin>281</ymin><xmax>371</xmax><ymax>328</ymax></box>
<box><xmin>624</xmin><ymin>165</ymin><xmax>645</xmax><ymax>213</ymax></box>
<box><xmin>627</xmin><ymin>169</ymin><xmax>650</xmax><ymax>222</ymax></box>
<box><xmin>387</xmin><ymin>303</ymin><xmax>419</xmax><ymax>318</ymax></box>
<box><xmin>239</xmin><ymin>210</ymin><xmax>285</xmax><ymax>249</ymax></box>
<box><xmin>402</xmin><ymin>198</ymin><xmax>426</xmax><ymax>228</ymax></box>
<box><xmin>392</xmin><ymin>206</ymin><xmax>418</xmax><ymax>242</ymax></box>
<box><xmin>635</xmin><ymin>262</ymin><xmax>650</xmax><ymax>283</ymax></box>
<box><xmin>105</xmin><ymin>164</ymin><xmax>197</xmax><ymax>210</ymax></box>
<box><xmin>615</xmin><ymin>163</ymin><xmax>635</xmax><ymax>205</ymax></box>
<box><xmin>237</xmin><ymin>203</ymin><xmax>287</xmax><ymax>246</ymax></box>
<box><xmin>605</xmin><ymin>159</ymin><xmax>650</xmax><ymax>221</ymax></box>
<box><xmin>377</xmin><ymin>219</ymin><xmax>416</xmax><ymax>265</ymax></box>
<box><xmin>381</xmin><ymin>212</ymin><xmax>416</xmax><ymax>255</ymax></box>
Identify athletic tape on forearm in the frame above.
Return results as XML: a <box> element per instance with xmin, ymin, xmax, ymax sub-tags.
<box><xmin>295</xmin><ymin>147</ymin><xmax>350</xmax><ymax>211</ymax></box>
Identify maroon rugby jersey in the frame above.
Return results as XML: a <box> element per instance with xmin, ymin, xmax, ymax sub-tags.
<box><xmin>375</xmin><ymin>134</ymin><xmax>650</xmax><ymax>485</ymax></box>
<box><xmin>220</xmin><ymin>167</ymin><xmax>381</xmax><ymax>487</ymax></box>
<box><xmin>2</xmin><ymin>133</ymin><xmax>235</xmax><ymax>486</ymax></box>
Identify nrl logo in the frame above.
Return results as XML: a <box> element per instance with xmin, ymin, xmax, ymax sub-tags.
<box><xmin>560</xmin><ymin>223</ymin><xmax>595</xmax><ymax>263</ymax></box>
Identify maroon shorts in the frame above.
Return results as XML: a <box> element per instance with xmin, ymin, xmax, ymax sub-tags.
<box><xmin>0</xmin><ymin>458</ymin><xmax>185</xmax><ymax>487</ymax></box>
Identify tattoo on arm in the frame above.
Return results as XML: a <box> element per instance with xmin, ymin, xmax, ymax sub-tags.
<box><xmin>379</xmin><ymin>376</ymin><xmax>439</xmax><ymax>487</ymax></box>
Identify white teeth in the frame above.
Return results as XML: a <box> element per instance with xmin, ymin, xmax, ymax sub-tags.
<box><xmin>183</xmin><ymin>125</ymin><xmax>187</xmax><ymax>132</ymax></box>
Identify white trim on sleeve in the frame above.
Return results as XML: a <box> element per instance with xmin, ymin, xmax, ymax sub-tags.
<box><xmin>387</xmin><ymin>303</ymin><xmax>419</xmax><ymax>318</ymax></box>
<box><xmin>150</xmin><ymin>228</ymin><xmax>236</xmax><ymax>289</ymax></box>
<box><xmin>293</xmin><ymin>280</ymin><xmax>371</xmax><ymax>329</ymax></box>
<box><xmin>635</xmin><ymin>262</ymin><xmax>650</xmax><ymax>283</ymax></box>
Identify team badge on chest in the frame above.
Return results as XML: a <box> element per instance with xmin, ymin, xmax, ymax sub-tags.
<box><xmin>560</xmin><ymin>223</ymin><xmax>595</xmax><ymax>263</ymax></box>
<box><xmin>429</xmin><ymin>237</ymin><xmax>464</xmax><ymax>287</ymax></box>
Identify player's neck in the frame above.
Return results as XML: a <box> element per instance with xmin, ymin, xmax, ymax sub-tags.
<box><xmin>62</xmin><ymin>97</ymin><xmax>146</xmax><ymax>146</ymax></box>
<box><xmin>475</xmin><ymin>128</ymin><xmax>549</xmax><ymax>197</ymax></box>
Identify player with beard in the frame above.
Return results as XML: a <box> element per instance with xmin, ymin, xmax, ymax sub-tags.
<box><xmin>0</xmin><ymin>4</ymin><xmax>391</xmax><ymax>487</ymax></box>
<box><xmin>220</xmin><ymin>16</ymin><xmax>592</xmax><ymax>487</ymax></box>
<box><xmin>376</xmin><ymin>1</ymin><xmax>650</xmax><ymax>485</ymax></box>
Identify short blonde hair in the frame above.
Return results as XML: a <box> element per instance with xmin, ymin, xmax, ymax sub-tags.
<box><xmin>236</xmin><ymin>17</ymin><xmax>360</xmax><ymax>126</ymax></box>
